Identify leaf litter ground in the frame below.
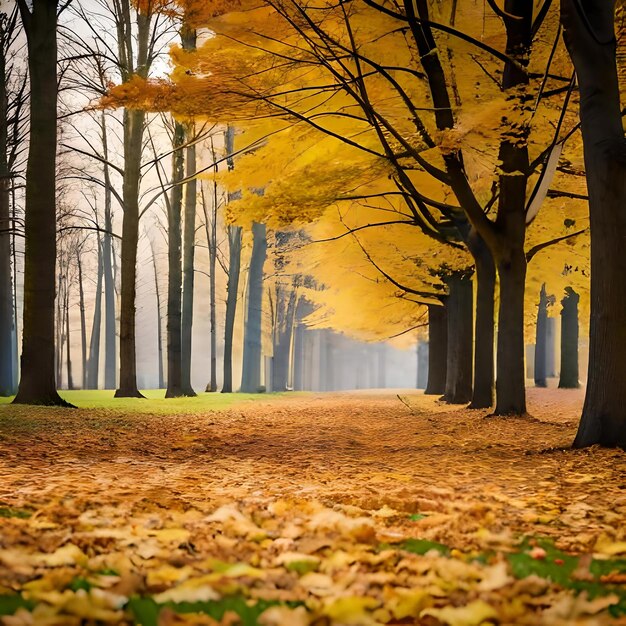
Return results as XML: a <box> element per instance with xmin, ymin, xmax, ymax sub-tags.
<box><xmin>0</xmin><ymin>388</ymin><xmax>625</xmax><ymax>625</ymax></box>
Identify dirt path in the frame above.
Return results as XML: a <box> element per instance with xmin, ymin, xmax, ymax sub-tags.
<box><xmin>0</xmin><ymin>389</ymin><xmax>625</xmax><ymax>624</ymax></box>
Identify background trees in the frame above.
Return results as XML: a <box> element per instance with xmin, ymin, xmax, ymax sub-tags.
<box><xmin>6</xmin><ymin>0</ymin><xmax>625</xmax><ymax>448</ymax></box>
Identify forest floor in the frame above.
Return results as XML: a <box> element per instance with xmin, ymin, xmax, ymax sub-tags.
<box><xmin>0</xmin><ymin>388</ymin><xmax>625</xmax><ymax>625</ymax></box>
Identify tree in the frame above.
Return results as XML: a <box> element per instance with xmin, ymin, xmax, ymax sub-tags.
<box><xmin>87</xmin><ymin>235</ymin><xmax>103</xmax><ymax>389</ymax></box>
<box><xmin>164</xmin><ymin>120</ymin><xmax>195</xmax><ymax>397</ymax></box>
<box><xmin>562</xmin><ymin>0</ymin><xmax>626</xmax><ymax>447</ymax></box>
<box><xmin>534</xmin><ymin>284</ymin><xmax>549</xmax><ymax>388</ymax></box>
<box><xmin>559</xmin><ymin>287</ymin><xmax>580</xmax><ymax>390</ymax></box>
<box><xmin>180</xmin><ymin>20</ymin><xmax>197</xmax><ymax>396</ymax></box>
<box><xmin>222</xmin><ymin>224</ymin><xmax>242</xmax><ymax>393</ymax></box>
<box><xmin>240</xmin><ymin>221</ymin><xmax>267</xmax><ymax>393</ymax></box>
<box><xmin>0</xmin><ymin>7</ymin><xmax>24</xmax><ymax>397</ymax></box>
<box><xmin>13</xmin><ymin>0</ymin><xmax>70</xmax><ymax>406</ymax></box>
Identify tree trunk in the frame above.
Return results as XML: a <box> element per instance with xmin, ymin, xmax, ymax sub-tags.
<box><xmin>77</xmin><ymin>250</ymin><xmax>88</xmax><ymax>389</ymax></box>
<box><xmin>494</xmin><ymin>249</ymin><xmax>527</xmax><ymax>415</ymax></box>
<box><xmin>443</xmin><ymin>273</ymin><xmax>473</xmax><ymax>404</ymax></box>
<box><xmin>202</xmin><ymin>177</ymin><xmax>219</xmax><ymax>392</ymax></box>
<box><xmin>467</xmin><ymin>233</ymin><xmax>495</xmax><ymax>408</ymax></box>
<box><xmin>425</xmin><ymin>303</ymin><xmax>447</xmax><ymax>395</ymax></box>
<box><xmin>180</xmin><ymin>24</ymin><xmax>197</xmax><ymax>396</ymax></box>
<box><xmin>150</xmin><ymin>240</ymin><xmax>165</xmax><ymax>390</ymax></box>
<box><xmin>180</xmin><ymin>135</ymin><xmax>197</xmax><ymax>394</ymax></box>
<box><xmin>115</xmin><ymin>106</ymin><xmax>145</xmax><ymax>398</ymax></box>
<box><xmin>240</xmin><ymin>222</ymin><xmax>267</xmax><ymax>393</ymax></box>
<box><xmin>272</xmin><ymin>286</ymin><xmax>297</xmax><ymax>391</ymax></box>
<box><xmin>417</xmin><ymin>341</ymin><xmax>429</xmax><ymax>389</ymax></box>
<box><xmin>221</xmin><ymin>225</ymin><xmax>242</xmax><ymax>393</ymax></box>
<box><xmin>65</xmin><ymin>279</ymin><xmax>73</xmax><ymax>391</ymax></box>
<box><xmin>87</xmin><ymin>239</ymin><xmax>103</xmax><ymax>389</ymax></box>
<box><xmin>562</xmin><ymin>0</ymin><xmax>626</xmax><ymax>446</ymax></box>
<box><xmin>0</xmin><ymin>33</ymin><xmax>16</xmax><ymax>397</ymax></box>
<box><xmin>534</xmin><ymin>283</ymin><xmax>548</xmax><ymax>388</ymax></box>
<box><xmin>100</xmin><ymin>111</ymin><xmax>117</xmax><ymax>390</ymax></box>
<box><xmin>166</xmin><ymin>121</ymin><xmax>191</xmax><ymax>398</ymax></box>
<box><xmin>13</xmin><ymin>0</ymin><xmax>70</xmax><ymax>406</ymax></box>
<box><xmin>559</xmin><ymin>287</ymin><xmax>580</xmax><ymax>389</ymax></box>
<box><xmin>115</xmin><ymin>5</ymin><xmax>151</xmax><ymax>398</ymax></box>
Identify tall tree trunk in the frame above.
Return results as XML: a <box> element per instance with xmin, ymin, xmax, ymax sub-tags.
<box><xmin>443</xmin><ymin>272</ymin><xmax>473</xmax><ymax>404</ymax></box>
<box><xmin>534</xmin><ymin>284</ymin><xmax>548</xmax><ymax>388</ymax></box>
<box><xmin>13</xmin><ymin>0</ymin><xmax>69</xmax><ymax>406</ymax></box>
<box><xmin>272</xmin><ymin>286</ymin><xmax>297</xmax><ymax>391</ymax></box>
<box><xmin>0</xmin><ymin>31</ymin><xmax>15</xmax><ymax>397</ymax></box>
<box><xmin>166</xmin><ymin>121</ymin><xmax>190</xmax><ymax>398</ymax></box>
<box><xmin>115</xmin><ymin>106</ymin><xmax>145</xmax><ymax>398</ymax></box>
<box><xmin>65</xmin><ymin>279</ymin><xmax>73</xmax><ymax>391</ymax></box>
<box><xmin>417</xmin><ymin>341</ymin><xmax>428</xmax><ymax>389</ymax></box>
<box><xmin>87</xmin><ymin>239</ymin><xmax>103</xmax><ymax>389</ymax></box>
<box><xmin>77</xmin><ymin>250</ymin><xmax>87</xmax><ymax>389</ymax></box>
<box><xmin>149</xmin><ymin>239</ymin><xmax>165</xmax><ymax>389</ymax></box>
<box><xmin>180</xmin><ymin>25</ymin><xmax>197</xmax><ymax>395</ymax></box>
<box><xmin>468</xmin><ymin>234</ymin><xmax>495</xmax><ymax>408</ymax></box>
<box><xmin>100</xmin><ymin>111</ymin><xmax>117</xmax><ymax>390</ymax></box>
<box><xmin>202</xmin><ymin>177</ymin><xmax>219</xmax><ymax>392</ymax></box>
<box><xmin>221</xmin><ymin>225</ymin><xmax>242</xmax><ymax>393</ymax></box>
<box><xmin>240</xmin><ymin>222</ymin><xmax>267</xmax><ymax>393</ymax></box>
<box><xmin>559</xmin><ymin>287</ymin><xmax>580</xmax><ymax>390</ymax></box>
<box><xmin>563</xmin><ymin>0</ymin><xmax>625</xmax><ymax>446</ymax></box>
<box><xmin>494</xmin><ymin>249</ymin><xmax>527</xmax><ymax>414</ymax></box>
<box><xmin>115</xmin><ymin>5</ymin><xmax>151</xmax><ymax>398</ymax></box>
<box><xmin>425</xmin><ymin>303</ymin><xmax>447</xmax><ymax>395</ymax></box>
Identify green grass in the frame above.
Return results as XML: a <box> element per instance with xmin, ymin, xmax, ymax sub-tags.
<box><xmin>0</xmin><ymin>389</ymin><xmax>306</xmax><ymax>416</ymax></box>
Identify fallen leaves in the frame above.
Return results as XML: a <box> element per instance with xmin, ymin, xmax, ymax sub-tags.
<box><xmin>0</xmin><ymin>388</ymin><xmax>625</xmax><ymax>624</ymax></box>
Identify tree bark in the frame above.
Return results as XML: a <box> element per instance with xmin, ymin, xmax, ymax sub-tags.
<box><xmin>534</xmin><ymin>283</ymin><xmax>548</xmax><ymax>388</ymax></box>
<box><xmin>443</xmin><ymin>273</ymin><xmax>473</xmax><ymax>404</ymax></box>
<box><xmin>115</xmin><ymin>5</ymin><xmax>151</xmax><ymax>398</ymax></box>
<box><xmin>65</xmin><ymin>277</ymin><xmax>73</xmax><ymax>391</ymax></box>
<box><xmin>562</xmin><ymin>0</ymin><xmax>626</xmax><ymax>446</ymax></box>
<box><xmin>0</xmin><ymin>27</ymin><xmax>16</xmax><ymax>397</ymax></box>
<box><xmin>467</xmin><ymin>233</ymin><xmax>495</xmax><ymax>409</ymax></box>
<box><xmin>417</xmin><ymin>341</ymin><xmax>428</xmax><ymax>389</ymax></box>
<box><xmin>0</xmin><ymin>182</ymin><xmax>12</xmax><ymax>396</ymax></box>
<box><xmin>77</xmin><ymin>249</ymin><xmax>88</xmax><ymax>389</ymax></box>
<box><xmin>13</xmin><ymin>0</ymin><xmax>70</xmax><ymax>406</ymax></box>
<box><xmin>425</xmin><ymin>303</ymin><xmax>447</xmax><ymax>395</ymax></box>
<box><xmin>240</xmin><ymin>222</ymin><xmax>267</xmax><ymax>393</ymax></box>
<box><xmin>100</xmin><ymin>111</ymin><xmax>117</xmax><ymax>390</ymax></box>
<box><xmin>202</xmin><ymin>177</ymin><xmax>219</xmax><ymax>392</ymax></box>
<box><xmin>494</xmin><ymin>249</ymin><xmax>527</xmax><ymax>415</ymax></box>
<box><xmin>272</xmin><ymin>285</ymin><xmax>297</xmax><ymax>391</ymax></box>
<box><xmin>149</xmin><ymin>240</ymin><xmax>165</xmax><ymax>390</ymax></box>
<box><xmin>559</xmin><ymin>287</ymin><xmax>580</xmax><ymax>389</ymax></box>
<box><xmin>87</xmin><ymin>239</ymin><xmax>103</xmax><ymax>389</ymax></box>
<box><xmin>115</xmin><ymin>107</ymin><xmax>145</xmax><ymax>398</ymax></box>
<box><xmin>166</xmin><ymin>121</ymin><xmax>191</xmax><ymax>398</ymax></box>
<box><xmin>221</xmin><ymin>225</ymin><xmax>242</xmax><ymax>393</ymax></box>
<box><xmin>180</xmin><ymin>24</ymin><xmax>197</xmax><ymax>396</ymax></box>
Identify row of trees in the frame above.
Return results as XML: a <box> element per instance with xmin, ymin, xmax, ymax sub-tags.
<box><xmin>2</xmin><ymin>0</ymin><xmax>625</xmax><ymax>447</ymax></box>
<box><xmin>105</xmin><ymin>0</ymin><xmax>623</xmax><ymax>446</ymax></box>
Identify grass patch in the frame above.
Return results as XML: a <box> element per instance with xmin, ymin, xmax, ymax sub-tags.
<box><xmin>0</xmin><ymin>506</ymin><xmax>32</xmax><ymax>519</ymax></box>
<box><xmin>0</xmin><ymin>389</ymin><xmax>301</xmax><ymax>414</ymax></box>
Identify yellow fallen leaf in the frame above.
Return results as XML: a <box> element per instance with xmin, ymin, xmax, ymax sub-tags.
<box><xmin>385</xmin><ymin>587</ymin><xmax>431</xmax><ymax>619</ymax></box>
<box><xmin>594</xmin><ymin>534</ymin><xmax>626</xmax><ymax>556</ymax></box>
<box><xmin>34</xmin><ymin>544</ymin><xmax>88</xmax><ymax>568</ymax></box>
<box><xmin>258</xmin><ymin>605</ymin><xmax>311</xmax><ymax>626</ymax></box>
<box><xmin>421</xmin><ymin>600</ymin><xmax>497</xmax><ymax>626</ymax></box>
<box><xmin>153</xmin><ymin>577</ymin><xmax>221</xmax><ymax>604</ymax></box>
<box><xmin>322</xmin><ymin>596</ymin><xmax>380</xmax><ymax>625</ymax></box>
